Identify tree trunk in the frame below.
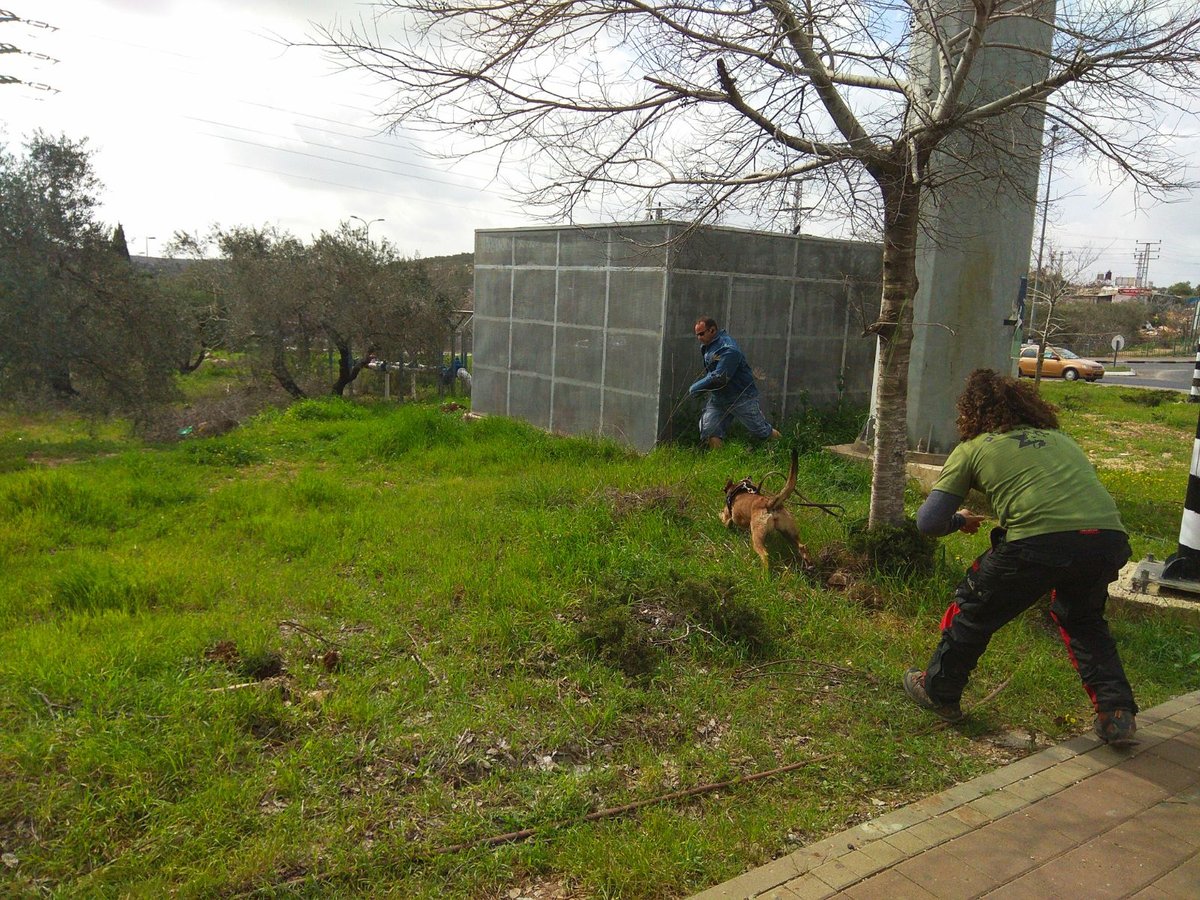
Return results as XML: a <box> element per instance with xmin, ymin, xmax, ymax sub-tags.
<box><xmin>271</xmin><ymin>341</ymin><xmax>306</xmax><ymax>399</ymax></box>
<box><xmin>330</xmin><ymin>338</ymin><xmax>369</xmax><ymax>397</ymax></box>
<box><xmin>868</xmin><ymin>173</ymin><xmax>921</xmax><ymax>529</ymax></box>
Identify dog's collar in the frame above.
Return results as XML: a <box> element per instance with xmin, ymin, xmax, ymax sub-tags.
<box><xmin>725</xmin><ymin>478</ymin><xmax>760</xmax><ymax>512</ymax></box>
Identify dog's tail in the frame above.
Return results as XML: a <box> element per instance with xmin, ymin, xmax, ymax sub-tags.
<box><xmin>768</xmin><ymin>448</ymin><xmax>798</xmax><ymax>511</ymax></box>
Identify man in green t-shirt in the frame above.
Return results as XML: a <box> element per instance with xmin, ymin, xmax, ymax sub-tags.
<box><xmin>903</xmin><ymin>369</ymin><xmax>1138</xmax><ymax>746</ymax></box>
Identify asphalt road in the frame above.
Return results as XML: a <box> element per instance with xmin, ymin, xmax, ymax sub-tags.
<box><xmin>1106</xmin><ymin>358</ymin><xmax>1196</xmax><ymax>393</ymax></box>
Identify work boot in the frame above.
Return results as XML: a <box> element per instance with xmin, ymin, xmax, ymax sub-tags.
<box><xmin>707</xmin><ymin>436</ymin><xmax>724</xmax><ymax>450</ymax></box>
<box><xmin>1094</xmin><ymin>709</ymin><xmax>1137</xmax><ymax>747</ymax></box>
<box><xmin>902</xmin><ymin>668</ymin><xmax>964</xmax><ymax>723</ymax></box>
<box><xmin>768</xmin><ymin>428</ymin><xmax>781</xmax><ymax>440</ymax></box>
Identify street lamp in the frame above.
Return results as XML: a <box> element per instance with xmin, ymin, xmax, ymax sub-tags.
<box><xmin>144</xmin><ymin>235</ymin><xmax>156</xmax><ymax>257</ymax></box>
<box><xmin>348</xmin><ymin>216</ymin><xmax>384</xmax><ymax>239</ymax></box>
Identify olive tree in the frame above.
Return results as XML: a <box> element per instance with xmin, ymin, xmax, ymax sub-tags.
<box><xmin>183</xmin><ymin>224</ymin><xmax>452</xmax><ymax>398</ymax></box>
<box><xmin>0</xmin><ymin>133</ymin><xmax>181</xmax><ymax>407</ymax></box>
<box><xmin>311</xmin><ymin>0</ymin><xmax>1200</xmax><ymax>527</ymax></box>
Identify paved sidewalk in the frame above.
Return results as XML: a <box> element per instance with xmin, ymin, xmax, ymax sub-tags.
<box><xmin>693</xmin><ymin>690</ymin><xmax>1200</xmax><ymax>899</ymax></box>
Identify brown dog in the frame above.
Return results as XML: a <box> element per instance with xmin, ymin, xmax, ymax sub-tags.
<box><xmin>721</xmin><ymin>449</ymin><xmax>811</xmax><ymax>570</ymax></box>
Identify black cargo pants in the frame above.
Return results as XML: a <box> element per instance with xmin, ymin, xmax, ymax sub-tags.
<box><xmin>924</xmin><ymin>528</ymin><xmax>1137</xmax><ymax>714</ymax></box>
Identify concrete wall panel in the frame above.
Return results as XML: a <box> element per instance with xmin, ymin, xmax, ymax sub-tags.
<box><xmin>475</xmin><ymin>233</ymin><xmax>512</xmax><ymax>267</ymax></box>
<box><xmin>609</xmin><ymin>227</ymin><xmax>670</xmax><ymax>268</ymax></box>
<box><xmin>472</xmin><ymin>365</ymin><xmax>508</xmax><ymax>415</ymax></box>
<box><xmin>474</xmin><ymin>268</ymin><xmax>511</xmax><ymax>318</ymax></box>
<box><xmin>557</xmin><ymin>270</ymin><xmax>608</xmax><ymax>327</ymax></box>
<box><xmin>604</xmin><ymin>331</ymin><xmax>660</xmax><ymax>395</ymax></box>
<box><xmin>510</xmin><ymin>321</ymin><xmax>554</xmax><ymax>374</ymax></box>
<box><xmin>474</xmin><ymin>317</ymin><xmax>510</xmax><ymax>374</ymax></box>
<box><xmin>512</xmin><ymin>231</ymin><xmax>558</xmax><ymax>266</ymax></box>
<box><xmin>512</xmin><ymin>269</ymin><xmax>556</xmax><ymax>322</ymax></box>
<box><xmin>508</xmin><ymin>372</ymin><xmax>551</xmax><ymax>428</ymax></box>
<box><xmin>607</xmin><ymin>270</ymin><xmax>664</xmax><ymax>331</ymax></box>
<box><xmin>551</xmin><ymin>381</ymin><xmax>601</xmax><ymax>435</ymax></box>
<box><xmin>602</xmin><ymin>389</ymin><xmax>658</xmax><ymax>451</ymax></box>
<box><xmin>559</xmin><ymin>230</ymin><xmax>610</xmax><ymax>268</ymax></box>
<box><xmin>553</xmin><ymin>325</ymin><xmax>605</xmax><ymax>385</ymax></box>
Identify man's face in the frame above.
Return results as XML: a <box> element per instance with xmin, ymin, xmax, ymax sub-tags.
<box><xmin>694</xmin><ymin>322</ymin><xmax>717</xmax><ymax>346</ymax></box>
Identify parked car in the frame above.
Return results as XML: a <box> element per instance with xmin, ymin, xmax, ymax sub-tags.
<box><xmin>1018</xmin><ymin>345</ymin><xmax>1105</xmax><ymax>381</ymax></box>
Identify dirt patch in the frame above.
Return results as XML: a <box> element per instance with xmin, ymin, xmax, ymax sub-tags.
<box><xmin>603</xmin><ymin>486</ymin><xmax>691</xmax><ymax>518</ymax></box>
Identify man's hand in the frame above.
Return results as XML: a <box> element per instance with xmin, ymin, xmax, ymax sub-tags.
<box><xmin>956</xmin><ymin>509</ymin><xmax>985</xmax><ymax>534</ymax></box>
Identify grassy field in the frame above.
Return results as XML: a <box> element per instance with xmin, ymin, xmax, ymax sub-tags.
<box><xmin>1</xmin><ymin>382</ymin><xmax>1198</xmax><ymax>897</ymax></box>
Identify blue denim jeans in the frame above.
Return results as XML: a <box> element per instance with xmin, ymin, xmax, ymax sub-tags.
<box><xmin>699</xmin><ymin>394</ymin><xmax>774</xmax><ymax>441</ymax></box>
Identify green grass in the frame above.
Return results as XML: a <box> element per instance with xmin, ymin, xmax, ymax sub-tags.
<box><xmin>1</xmin><ymin>392</ymin><xmax>1197</xmax><ymax>897</ymax></box>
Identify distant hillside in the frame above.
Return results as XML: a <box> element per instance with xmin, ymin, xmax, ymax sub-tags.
<box><xmin>420</xmin><ymin>251</ymin><xmax>473</xmax><ymax>266</ymax></box>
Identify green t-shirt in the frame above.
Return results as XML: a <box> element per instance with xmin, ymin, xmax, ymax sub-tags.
<box><xmin>933</xmin><ymin>428</ymin><xmax>1125</xmax><ymax>542</ymax></box>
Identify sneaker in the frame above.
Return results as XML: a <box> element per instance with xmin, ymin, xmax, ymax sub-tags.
<box><xmin>1094</xmin><ymin>709</ymin><xmax>1137</xmax><ymax>747</ymax></box>
<box><xmin>902</xmin><ymin>668</ymin><xmax>964</xmax><ymax>723</ymax></box>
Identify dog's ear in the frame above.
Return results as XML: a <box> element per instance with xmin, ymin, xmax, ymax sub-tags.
<box><xmin>723</xmin><ymin>479</ymin><xmax>735</xmax><ymax>493</ymax></box>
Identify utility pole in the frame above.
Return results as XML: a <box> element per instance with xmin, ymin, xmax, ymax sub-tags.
<box><xmin>1134</xmin><ymin>240</ymin><xmax>1161</xmax><ymax>289</ymax></box>
<box><xmin>1031</xmin><ymin>125</ymin><xmax>1059</xmax><ymax>313</ymax></box>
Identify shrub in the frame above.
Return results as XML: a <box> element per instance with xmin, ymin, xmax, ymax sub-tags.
<box><xmin>845</xmin><ymin>518</ymin><xmax>937</xmax><ymax>575</ymax></box>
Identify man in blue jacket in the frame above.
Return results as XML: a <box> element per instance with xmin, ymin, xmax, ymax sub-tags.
<box><xmin>690</xmin><ymin>317</ymin><xmax>780</xmax><ymax>449</ymax></box>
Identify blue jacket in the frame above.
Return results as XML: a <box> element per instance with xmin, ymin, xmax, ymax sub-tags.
<box><xmin>689</xmin><ymin>330</ymin><xmax>759</xmax><ymax>403</ymax></box>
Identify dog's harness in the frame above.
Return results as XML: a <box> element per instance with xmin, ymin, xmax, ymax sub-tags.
<box><xmin>725</xmin><ymin>471</ymin><xmax>845</xmax><ymax>518</ymax></box>
<box><xmin>725</xmin><ymin>477</ymin><xmax>761</xmax><ymax>514</ymax></box>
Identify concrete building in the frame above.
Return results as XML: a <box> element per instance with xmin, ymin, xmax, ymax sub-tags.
<box><xmin>472</xmin><ymin>222</ymin><xmax>881</xmax><ymax>451</ymax></box>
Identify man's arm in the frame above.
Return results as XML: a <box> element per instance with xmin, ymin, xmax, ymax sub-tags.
<box><xmin>917</xmin><ymin>489</ymin><xmax>985</xmax><ymax>537</ymax></box>
<box><xmin>689</xmin><ymin>346</ymin><xmax>744</xmax><ymax>394</ymax></box>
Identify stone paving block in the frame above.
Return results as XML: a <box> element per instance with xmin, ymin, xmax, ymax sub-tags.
<box><xmin>1143</xmin><ymin>734</ymin><xmax>1200</xmax><ymax>773</ymax></box>
<box><xmin>894</xmin><ymin>845</ymin><xmax>997</xmax><ymax>899</ymax></box>
<box><xmin>1036</xmin><ymin>758</ymin><xmax>1095</xmax><ymax>788</ymax></box>
<box><xmin>944</xmin><ymin>803</ymin><xmax>993</xmax><ymax>828</ymax></box>
<box><xmin>820</xmin><ymin>847</ymin><xmax>889</xmax><ymax>883</ymax></box>
<box><xmin>1005</xmin><ymin>817</ymin><xmax>1193</xmax><ymax>897</ymax></box>
<box><xmin>963</xmin><ymin>790</ymin><xmax>1029</xmax><ymax>821</ymax></box>
<box><xmin>1080</xmin><ymin>764</ymin><xmax>1171</xmax><ymax>804</ymax></box>
<box><xmin>987</xmin><ymin>753</ymin><xmax>1058</xmax><ymax>782</ymax></box>
<box><xmin>1047</xmin><ymin>773</ymin><xmax>1155</xmax><ymax>826</ymax></box>
<box><xmin>1128</xmin><ymin>886</ymin><xmax>1177</xmax><ymax>899</ymax></box>
<box><xmin>690</xmin><ymin>856</ymin><xmax>803</xmax><ymax>900</ymax></box>
<box><xmin>854</xmin><ymin>838</ymin><xmax>906</xmax><ymax>871</ymax></box>
<box><xmin>1140</xmin><ymin>851</ymin><xmax>1200</xmax><ymax>895</ymax></box>
<box><xmin>1120</xmin><ymin>749</ymin><xmax>1200</xmax><ymax>794</ymax></box>
<box><xmin>808</xmin><ymin>856</ymin><xmax>863</xmax><ymax>891</ymax></box>
<box><xmin>1067</xmin><ymin>750</ymin><xmax>1121</xmax><ymax>776</ymax></box>
<box><xmin>1138</xmin><ymin>796</ymin><xmax>1200</xmax><ymax>848</ymax></box>
<box><xmin>881</xmin><ymin>826</ymin><xmax>939</xmax><ymax>856</ymax></box>
<box><xmin>1161</xmin><ymin>710</ymin><xmax>1200</xmax><ymax>729</ymax></box>
<box><xmin>1034</xmin><ymin>743</ymin><xmax>1082</xmax><ymax>764</ymax></box>
<box><xmin>1008</xmin><ymin>792</ymin><xmax>1113</xmax><ymax>841</ymax></box>
<box><xmin>834</xmin><ymin>868</ymin><xmax>938</xmax><ymax>899</ymax></box>
<box><xmin>1003</xmin><ymin>774</ymin><xmax>1060</xmax><ymax>803</ymax></box>
<box><xmin>961</xmin><ymin>768</ymin><xmax>1022</xmax><ymax>794</ymax></box>
<box><xmin>940</xmin><ymin>813</ymin><xmax>1079</xmax><ymax>881</ymax></box>
<box><xmin>764</xmin><ymin>877</ymin><xmax>833</xmax><ymax>900</ymax></box>
<box><xmin>1060</xmin><ymin>733</ymin><xmax>1103</xmax><ymax>754</ymax></box>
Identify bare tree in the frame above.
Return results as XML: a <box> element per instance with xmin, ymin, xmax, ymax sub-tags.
<box><xmin>1026</xmin><ymin>245</ymin><xmax>1100</xmax><ymax>388</ymax></box>
<box><xmin>310</xmin><ymin>1</ymin><xmax>1200</xmax><ymax>526</ymax></box>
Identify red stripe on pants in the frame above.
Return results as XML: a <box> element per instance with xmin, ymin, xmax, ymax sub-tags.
<box><xmin>940</xmin><ymin>602</ymin><xmax>961</xmax><ymax>632</ymax></box>
<box><xmin>1050</xmin><ymin>601</ymin><xmax>1099</xmax><ymax>712</ymax></box>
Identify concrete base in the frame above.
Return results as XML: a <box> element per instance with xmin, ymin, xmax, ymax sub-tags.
<box><xmin>826</xmin><ymin>441</ymin><xmax>946</xmax><ymax>493</ymax></box>
<box><xmin>1117</xmin><ymin>556</ymin><xmax>1200</xmax><ymax>608</ymax></box>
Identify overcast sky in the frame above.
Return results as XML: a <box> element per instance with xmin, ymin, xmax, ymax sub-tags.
<box><xmin>5</xmin><ymin>1</ymin><xmax>1200</xmax><ymax>286</ymax></box>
